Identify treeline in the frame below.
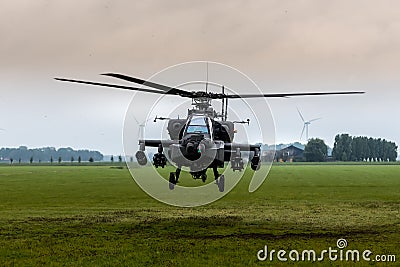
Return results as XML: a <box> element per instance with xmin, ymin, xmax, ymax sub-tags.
<box><xmin>332</xmin><ymin>134</ymin><xmax>397</xmax><ymax>162</ymax></box>
<box><xmin>0</xmin><ymin>146</ymin><xmax>103</xmax><ymax>163</ymax></box>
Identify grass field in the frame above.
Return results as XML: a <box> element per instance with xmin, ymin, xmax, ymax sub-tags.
<box><xmin>0</xmin><ymin>164</ymin><xmax>399</xmax><ymax>266</ymax></box>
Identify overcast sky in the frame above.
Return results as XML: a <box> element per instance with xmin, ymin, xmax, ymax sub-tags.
<box><xmin>1</xmin><ymin>1</ymin><xmax>399</xmax><ymax>156</ymax></box>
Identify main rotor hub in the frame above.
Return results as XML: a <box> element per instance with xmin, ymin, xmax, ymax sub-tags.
<box><xmin>189</xmin><ymin>95</ymin><xmax>217</xmax><ymax>118</ymax></box>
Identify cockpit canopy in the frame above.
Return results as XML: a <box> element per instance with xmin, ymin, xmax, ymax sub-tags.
<box><xmin>185</xmin><ymin>115</ymin><xmax>212</xmax><ymax>135</ymax></box>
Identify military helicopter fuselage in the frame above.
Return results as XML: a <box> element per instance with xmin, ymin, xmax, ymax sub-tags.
<box><xmin>135</xmin><ymin>97</ymin><xmax>261</xmax><ymax>187</ymax></box>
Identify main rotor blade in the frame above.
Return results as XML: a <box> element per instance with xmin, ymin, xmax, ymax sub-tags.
<box><xmin>101</xmin><ymin>73</ymin><xmax>192</xmax><ymax>97</ymax></box>
<box><xmin>296</xmin><ymin>107</ymin><xmax>305</xmax><ymax>122</ymax></box>
<box><xmin>54</xmin><ymin>78</ymin><xmax>186</xmax><ymax>96</ymax></box>
<box><xmin>224</xmin><ymin>91</ymin><xmax>365</xmax><ymax>98</ymax></box>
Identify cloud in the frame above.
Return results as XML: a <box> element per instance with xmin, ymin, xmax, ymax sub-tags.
<box><xmin>1</xmin><ymin>0</ymin><xmax>399</xmax><ymax>76</ymax></box>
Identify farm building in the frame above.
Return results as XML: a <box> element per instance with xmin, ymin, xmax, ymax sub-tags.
<box><xmin>276</xmin><ymin>144</ymin><xmax>305</xmax><ymax>162</ymax></box>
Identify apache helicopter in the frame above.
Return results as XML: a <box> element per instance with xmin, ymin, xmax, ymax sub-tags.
<box><xmin>55</xmin><ymin>73</ymin><xmax>364</xmax><ymax>192</ymax></box>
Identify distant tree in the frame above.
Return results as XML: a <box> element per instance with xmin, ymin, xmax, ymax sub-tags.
<box><xmin>383</xmin><ymin>140</ymin><xmax>398</xmax><ymax>161</ymax></box>
<box><xmin>332</xmin><ymin>134</ymin><xmax>398</xmax><ymax>162</ymax></box>
<box><xmin>342</xmin><ymin>152</ymin><xmax>348</xmax><ymax>161</ymax></box>
<box><xmin>360</xmin><ymin>141</ymin><xmax>366</xmax><ymax>160</ymax></box>
<box><xmin>351</xmin><ymin>137</ymin><xmax>362</xmax><ymax>161</ymax></box>
<box><xmin>110</xmin><ymin>155</ymin><xmax>114</xmax><ymax>163</ymax></box>
<box><xmin>304</xmin><ymin>138</ymin><xmax>328</xmax><ymax>162</ymax></box>
<box><xmin>332</xmin><ymin>135</ymin><xmax>341</xmax><ymax>160</ymax></box>
<box><xmin>18</xmin><ymin>158</ymin><xmax>21</xmax><ymax>164</ymax></box>
<box><xmin>10</xmin><ymin>158</ymin><xmax>13</xmax><ymax>164</ymax></box>
<box><xmin>58</xmin><ymin>156</ymin><xmax>62</xmax><ymax>164</ymax></box>
<box><xmin>332</xmin><ymin>134</ymin><xmax>352</xmax><ymax>161</ymax></box>
<box><xmin>71</xmin><ymin>156</ymin><xmax>74</xmax><ymax>163</ymax></box>
<box><xmin>78</xmin><ymin>156</ymin><xmax>81</xmax><ymax>163</ymax></box>
<box><xmin>89</xmin><ymin>157</ymin><xmax>94</xmax><ymax>163</ymax></box>
<box><xmin>0</xmin><ymin>146</ymin><xmax>104</xmax><ymax>163</ymax></box>
<box><xmin>376</xmin><ymin>138</ymin><xmax>383</xmax><ymax>161</ymax></box>
<box><xmin>30</xmin><ymin>156</ymin><xmax>33</xmax><ymax>164</ymax></box>
<box><xmin>368</xmin><ymin>137</ymin><xmax>376</xmax><ymax>161</ymax></box>
<box><xmin>50</xmin><ymin>156</ymin><xmax>53</xmax><ymax>164</ymax></box>
<box><xmin>118</xmin><ymin>155</ymin><xmax>122</xmax><ymax>163</ymax></box>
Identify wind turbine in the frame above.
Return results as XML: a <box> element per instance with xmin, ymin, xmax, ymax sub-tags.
<box><xmin>133</xmin><ymin>116</ymin><xmax>153</xmax><ymax>140</ymax></box>
<box><xmin>297</xmin><ymin>107</ymin><xmax>321</xmax><ymax>141</ymax></box>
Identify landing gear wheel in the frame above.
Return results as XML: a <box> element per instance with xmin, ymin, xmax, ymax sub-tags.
<box><xmin>218</xmin><ymin>175</ymin><xmax>225</xmax><ymax>192</ymax></box>
<box><xmin>169</xmin><ymin>173</ymin><xmax>176</xmax><ymax>190</ymax></box>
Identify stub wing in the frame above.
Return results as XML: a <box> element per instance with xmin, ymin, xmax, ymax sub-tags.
<box><xmin>224</xmin><ymin>143</ymin><xmax>261</xmax><ymax>151</ymax></box>
<box><xmin>138</xmin><ymin>139</ymin><xmax>179</xmax><ymax>147</ymax></box>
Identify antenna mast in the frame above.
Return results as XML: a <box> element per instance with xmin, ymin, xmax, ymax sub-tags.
<box><xmin>224</xmin><ymin>97</ymin><xmax>228</xmax><ymax>121</ymax></box>
<box><xmin>221</xmin><ymin>84</ymin><xmax>228</xmax><ymax>121</ymax></box>
<box><xmin>221</xmin><ymin>85</ymin><xmax>225</xmax><ymax>121</ymax></box>
<box><xmin>205</xmin><ymin>62</ymin><xmax>208</xmax><ymax>93</ymax></box>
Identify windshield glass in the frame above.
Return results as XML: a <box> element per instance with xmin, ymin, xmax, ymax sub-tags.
<box><xmin>186</xmin><ymin>116</ymin><xmax>209</xmax><ymax>134</ymax></box>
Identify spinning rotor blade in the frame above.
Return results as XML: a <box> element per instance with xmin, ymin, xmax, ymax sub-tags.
<box><xmin>309</xmin><ymin>117</ymin><xmax>322</xmax><ymax>123</ymax></box>
<box><xmin>101</xmin><ymin>73</ymin><xmax>192</xmax><ymax>97</ymax></box>
<box><xmin>56</xmin><ymin>73</ymin><xmax>365</xmax><ymax>100</ymax></box>
<box><xmin>54</xmin><ymin>78</ymin><xmax>187</xmax><ymax>96</ymax></box>
<box><xmin>300</xmin><ymin>125</ymin><xmax>306</xmax><ymax>140</ymax></box>
<box><xmin>55</xmin><ymin>78</ymin><xmax>163</xmax><ymax>94</ymax></box>
<box><xmin>223</xmin><ymin>91</ymin><xmax>365</xmax><ymax>98</ymax></box>
<box><xmin>296</xmin><ymin>107</ymin><xmax>305</xmax><ymax>122</ymax></box>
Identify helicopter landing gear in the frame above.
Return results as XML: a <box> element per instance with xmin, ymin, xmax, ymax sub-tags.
<box><xmin>169</xmin><ymin>173</ymin><xmax>175</xmax><ymax>190</ymax></box>
<box><xmin>213</xmin><ymin>166</ymin><xmax>224</xmax><ymax>192</ymax></box>
<box><xmin>168</xmin><ymin>166</ymin><xmax>181</xmax><ymax>190</ymax></box>
<box><xmin>169</xmin><ymin>166</ymin><xmax>225</xmax><ymax>191</ymax></box>
<box><xmin>190</xmin><ymin>170</ymin><xmax>207</xmax><ymax>182</ymax></box>
<box><xmin>217</xmin><ymin>175</ymin><xmax>225</xmax><ymax>192</ymax></box>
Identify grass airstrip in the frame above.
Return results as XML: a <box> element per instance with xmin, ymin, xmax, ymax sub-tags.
<box><xmin>0</xmin><ymin>163</ymin><xmax>399</xmax><ymax>266</ymax></box>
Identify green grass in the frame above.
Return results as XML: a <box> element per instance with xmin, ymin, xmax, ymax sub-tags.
<box><xmin>0</xmin><ymin>164</ymin><xmax>399</xmax><ymax>266</ymax></box>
